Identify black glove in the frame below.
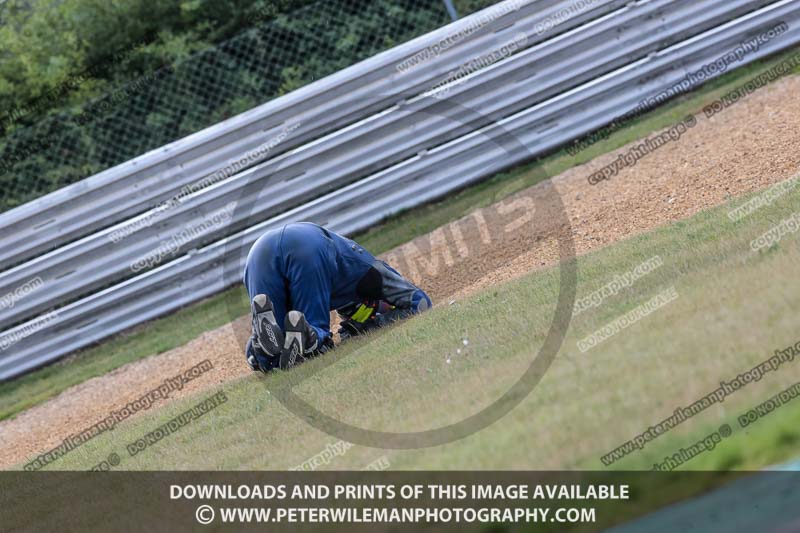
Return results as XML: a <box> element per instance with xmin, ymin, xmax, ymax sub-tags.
<box><xmin>338</xmin><ymin>317</ymin><xmax>375</xmax><ymax>340</ymax></box>
<box><xmin>337</xmin><ymin>301</ymin><xmax>415</xmax><ymax>340</ymax></box>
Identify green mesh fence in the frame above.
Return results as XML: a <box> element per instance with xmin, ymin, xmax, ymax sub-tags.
<box><xmin>0</xmin><ymin>0</ymin><xmax>498</xmax><ymax>213</ymax></box>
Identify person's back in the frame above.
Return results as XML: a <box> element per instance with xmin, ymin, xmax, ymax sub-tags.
<box><xmin>243</xmin><ymin>222</ymin><xmax>431</xmax><ymax>371</ymax></box>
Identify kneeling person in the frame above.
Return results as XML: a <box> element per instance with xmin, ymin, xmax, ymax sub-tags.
<box><xmin>243</xmin><ymin>222</ymin><xmax>432</xmax><ymax>371</ymax></box>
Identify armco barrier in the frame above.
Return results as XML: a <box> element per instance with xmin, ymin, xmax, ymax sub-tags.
<box><xmin>0</xmin><ymin>0</ymin><xmax>779</xmax><ymax>332</ymax></box>
<box><xmin>0</xmin><ymin>0</ymin><xmax>632</xmax><ymax>271</ymax></box>
<box><xmin>1</xmin><ymin>0</ymin><xmax>799</xmax><ymax>379</ymax></box>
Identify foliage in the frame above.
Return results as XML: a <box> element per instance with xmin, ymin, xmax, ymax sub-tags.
<box><xmin>0</xmin><ymin>0</ymin><xmax>479</xmax><ymax>211</ymax></box>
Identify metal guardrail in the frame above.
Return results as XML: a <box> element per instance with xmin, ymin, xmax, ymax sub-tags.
<box><xmin>0</xmin><ymin>0</ymin><xmax>633</xmax><ymax>271</ymax></box>
<box><xmin>1</xmin><ymin>0</ymin><xmax>799</xmax><ymax>379</ymax></box>
<box><xmin>0</xmin><ymin>0</ymin><xmax>776</xmax><ymax>333</ymax></box>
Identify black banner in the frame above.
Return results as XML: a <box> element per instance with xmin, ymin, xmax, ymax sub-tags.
<box><xmin>2</xmin><ymin>471</ymin><xmax>798</xmax><ymax>532</ymax></box>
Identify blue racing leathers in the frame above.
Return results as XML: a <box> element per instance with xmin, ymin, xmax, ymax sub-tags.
<box><xmin>243</xmin><ymin>222</ymin><xmax>431</xmax><ymax>344</ymax></box>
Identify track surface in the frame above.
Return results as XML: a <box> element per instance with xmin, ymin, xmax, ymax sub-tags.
<box><xmin>2</xmin><ymin>75</ymin><xmax>799</xmax><ymax>469</ymax></box>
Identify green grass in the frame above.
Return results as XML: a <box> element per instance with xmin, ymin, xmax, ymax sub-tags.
<box><xmin>26</xmin><ymin>174</ymin><xmax>800</xmax><ymax>473</ymax></box>
<box><xmin>0</xmin><ymin>288</ymin><xmax>249</xmax><ymax>420</ymax></box>
<box><xmin>2</xmin><ymin>44</ymin><xmax>799</xmax><ymax>423</ymax></box>
<box><xmin>12</xmin><ymin>140</ymin><xmax>800</xmax><ymax>531</ymax></box>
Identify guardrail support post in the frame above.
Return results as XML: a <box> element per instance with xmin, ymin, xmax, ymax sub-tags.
<box><xmin>442</xmin><ymin>0</ymin><xmax>459</xmax><ymax>21</ymax></box>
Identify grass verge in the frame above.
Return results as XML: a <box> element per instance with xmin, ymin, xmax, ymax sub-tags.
<box><xmin>2</xmin><ymin>44</ymin><xmax>799</xmax><ymax>422</ymax></box>
<box><xmin>32</xmin><ymin>169</ymin><xmax>800</xmax><ymax>474</ymax></box>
